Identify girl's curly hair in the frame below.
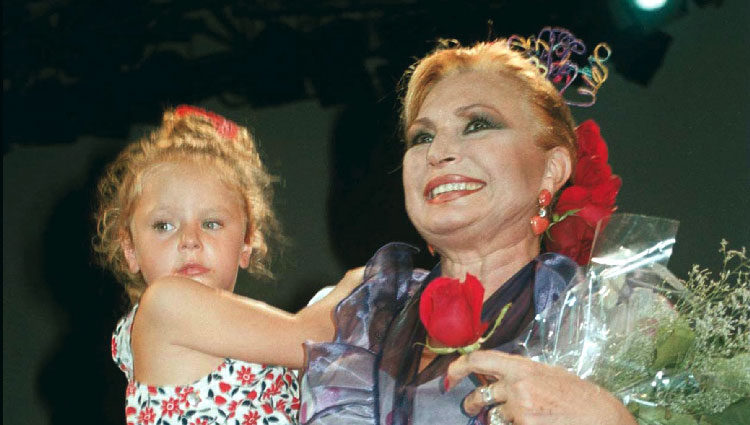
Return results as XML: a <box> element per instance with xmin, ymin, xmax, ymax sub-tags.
<box><xmin>93</xmin><ymin>107</ymin><xmax>280</xmax><ymax>307</ymax></box>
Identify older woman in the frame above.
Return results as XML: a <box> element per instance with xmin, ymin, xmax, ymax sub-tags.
<box><xmin>299</xmin><ymin>38</ymin><xmax>636</xmax><ymax>425</ymax></box>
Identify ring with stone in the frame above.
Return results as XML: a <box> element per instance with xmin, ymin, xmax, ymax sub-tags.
<box><xmin>479</xmin><ymin>385</ymin><xmax>494</xmax><ymax>405</ymax></box>
<box><xmin>488</xmin><ymin>405</ymin><xmax>511</xmax><ymax>425</ymax></box>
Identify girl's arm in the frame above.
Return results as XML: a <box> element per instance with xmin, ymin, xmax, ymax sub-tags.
<box><xmin>133</xmin><ymin>267</ymin><xmax>364</xmax><ymax>370</ymax></box>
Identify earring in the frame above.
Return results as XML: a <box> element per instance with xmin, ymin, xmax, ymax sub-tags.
<box><xmin>427</xmin><ymin>244</ymin><xmax>436</xmax><ymax>257</ymax></box>
<box><xmin>530</xmin><ymin>189</ymin><xmax>552</xmax><ymax>235</ymax></box>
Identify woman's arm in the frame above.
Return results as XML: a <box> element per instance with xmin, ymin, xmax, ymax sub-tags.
<box><xmin>134</xmin><ymin>267</ymin><xmax>364</xmax><ymax>370</ymax></box>
<box><xmin>447</xmin><ymin>350</ymin><xmax>637</xmax><ymax>425</ymax></box>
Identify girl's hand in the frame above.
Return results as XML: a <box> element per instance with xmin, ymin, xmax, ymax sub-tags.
<box><xmin>446</xmin><ymin>350</ymin><xmax>636</xmax><ymax>425</ymax></box>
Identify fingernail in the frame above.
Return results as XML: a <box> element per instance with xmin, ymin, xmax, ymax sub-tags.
<box><xmin>442</xmin><ymin>376</ymin><xmax>451</xmax><ymax>393</ymax></box>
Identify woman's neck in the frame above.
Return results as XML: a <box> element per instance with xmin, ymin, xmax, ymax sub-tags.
<box><xmin>437</xmin><ymin>232</ymin><xmax>540</xmax><ymax>301</ymax></box>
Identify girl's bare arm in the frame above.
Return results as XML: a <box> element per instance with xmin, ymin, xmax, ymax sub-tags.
<box><xmin>134</xmin><ymin>267</ymin><xmax>364</xmax><ymax>369</ymax></box>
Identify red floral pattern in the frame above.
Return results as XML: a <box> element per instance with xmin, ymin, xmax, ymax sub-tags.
<box><xmin>112</xmin><ymin>305</ymin><xmax>299</xmax><ymax>424</ymax></box>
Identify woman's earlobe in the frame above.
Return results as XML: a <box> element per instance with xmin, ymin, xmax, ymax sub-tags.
<box><xmin>546</xmin><ymin>147</ymin><xmax>573</xmax><ymax>191</ymax></box>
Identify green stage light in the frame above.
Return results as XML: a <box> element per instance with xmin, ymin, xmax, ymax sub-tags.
<box><xmin>634</xmin><ymin>0</ymin><xmax>669</xmax><ymax>10</ymax></box>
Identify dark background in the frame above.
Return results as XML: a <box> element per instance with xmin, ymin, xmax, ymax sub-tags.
<box><xmin>3</xmin><ymin>1</ymin><xmax>748</xmax><ymax>424</ymax></box>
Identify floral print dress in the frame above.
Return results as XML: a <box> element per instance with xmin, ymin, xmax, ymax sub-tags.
<box><xmin>112</xmin><ymin>304</ymin><xmax>299</xmax><ymax>425</ymax></box>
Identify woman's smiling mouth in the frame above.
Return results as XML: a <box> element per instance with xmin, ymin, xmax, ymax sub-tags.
<box><xmin>424</xmin><ymin>175</ymin><xmax>486</xmax><ymax>203</ymax></box>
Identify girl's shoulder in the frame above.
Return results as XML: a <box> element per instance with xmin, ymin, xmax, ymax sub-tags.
<box><xmin>112</xmin><ymin>304</ymin><xmax>138</xmax><ymax>379</ymax></box>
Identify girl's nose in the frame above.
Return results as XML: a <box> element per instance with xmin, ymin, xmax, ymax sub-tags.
<box><xmin>179</xmin><ymin>226</ymin><xmax>202</xmax><ymax>250</ymax></box>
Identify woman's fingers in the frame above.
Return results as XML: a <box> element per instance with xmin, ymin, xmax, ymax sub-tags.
<box><xmin>487</xmin><ymin>404</ymin><xmax>514</xmax><ymax>425</ymax></box>
<box><xmin>462</xmin><ymin>382</ymin><xmax>509</xmax><ymax>416</ymax></box>
<box><xmin>445</xmin><ymin>350</ymin><xmax>529</xmax><ymax>389</ymax></box>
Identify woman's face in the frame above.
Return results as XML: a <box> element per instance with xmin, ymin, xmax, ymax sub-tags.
<box><xmin>403</xmin><ymin>70</ymin><xmax>550</xmax><ymax>248</ymax></box>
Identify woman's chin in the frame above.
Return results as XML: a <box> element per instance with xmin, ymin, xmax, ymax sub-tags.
<box><xmin>419</xmin><ymin>217</ymin><xmax>483</xmax><ymax>244</ymax></box>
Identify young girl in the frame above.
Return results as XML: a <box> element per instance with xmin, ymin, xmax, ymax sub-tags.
<box><xmin>95</xmin><ymin>106</ymin><xmax>361</xmax><ymax>425</ymax></box>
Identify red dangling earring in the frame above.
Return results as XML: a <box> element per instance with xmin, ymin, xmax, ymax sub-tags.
<box><xmin>530</xmin><ymin>189</ymin><xmax>552</xmax><ymax>235</ymax></box>
<box><xmin>427</xmin><ymin>244</ymin><xmax>436</xmax><ymax>257</ymax></box>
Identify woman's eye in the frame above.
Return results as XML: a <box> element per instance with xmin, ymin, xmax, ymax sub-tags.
<box><xmin>464</xmin><ymin>117</ymin><xmax>497</xmax><ymax>134</ymax></box>
<box><xmin>152</xmin><ymin>221</ymin><xmax>175</xmax><ymax>232</ymax></box>
<box><xmin>410</xmin><ymin>132</ymin><xmax>434</xmax><ymax>146</ymax></box>
<box><xmin>202</xmin><ymin>220</ymin><xmax>222</xmax><ymax>230</ymax></box>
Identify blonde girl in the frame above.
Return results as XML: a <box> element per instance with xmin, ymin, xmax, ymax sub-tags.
<box><xmin>95</xmin><ymin>106</ymin><xmax>360</xmax><ymax>425</ymax></box>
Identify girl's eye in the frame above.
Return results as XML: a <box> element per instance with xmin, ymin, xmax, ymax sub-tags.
<box><xmin>202</xmin><ymin>220</ymin><xmax>222</xmax><ymax>230</ymax></box>
<box><xmin>410</xmin><ymin>132</ymin><xmax>434</xmax><ymax>147</ymax></box>
<box><xmin>152</xmin><ymin>221</ymin><xmax>175</xmax><ymax>232</ymax></box>
<box><xmin>464</xmin><ymin>117</ymin><xmax>498</xmax><ymax>134</ymax></box>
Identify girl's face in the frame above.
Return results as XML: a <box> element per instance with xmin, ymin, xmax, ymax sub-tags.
<box><xmin>402</xmin><ymin>70</ymin><xmax>550</xmax><ymax>248</ymax></box>
<box><xmin>122</xmin><ymin>161</ymin><xmax>252</xmax><ymax>292</ymax></box>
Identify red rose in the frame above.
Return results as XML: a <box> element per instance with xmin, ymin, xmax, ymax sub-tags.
<box><xmin>546</xmin><ymin>215</ymin><xmax>595</xmax><ymax>265</ymax></box>
<box><xmin>419</xmin><ymin>273</ymin><xmax>488</xmax><ymax>347</ymax></box>
<box><xmin>555</xmin><ymin>185</ymin><xmax>589</xmax><ymax>212</ymax></box>
<box><xmin>575</xmin><ymin>120</ymin><xmax>608</xmax><ymax>161</ymax></box>
<box><xmin>591</xmin><ymin>175</ymin><xmax>622</xmax><ymax>207</ymax></box>
<box><xmin>576</xmin><ymin>204</ymin><xmax>614</xmax><ymax>227</ymax></box>
<box><xmin>574</xmin><ymin>156</ymin><xmax>612</xmax><ymax>188</ymax></box>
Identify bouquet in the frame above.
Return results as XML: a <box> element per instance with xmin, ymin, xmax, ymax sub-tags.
<box><xmin>515</xmin><ymin>214</ymin><xmax>750</xmax><ymax>425</ymax></box>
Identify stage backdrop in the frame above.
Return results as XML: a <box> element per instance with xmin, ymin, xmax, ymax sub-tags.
<box><xmin>3</xmin><ymin>2</ymin><xmax>748</xmax><ymax>424</ymax></box>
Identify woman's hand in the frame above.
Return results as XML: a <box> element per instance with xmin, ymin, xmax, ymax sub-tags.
<box><xmin>446</xmin><ymin>350</ymin><xmax>637</xmax><ymax>425</ymax></box>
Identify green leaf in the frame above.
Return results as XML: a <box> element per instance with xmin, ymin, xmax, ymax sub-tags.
<box><xmin>701</xmin><ymin>398</ymin><xmax>750</xmax><ymax>425</ymax></box>
<box><xmin>653</xmin><ymin>320</ymin><xmax>695</xmax><ymax>369</ymax></box>
<box><xmin>634</xmin><ymin>405</ymin><xmax>699</xmax><ymax>425</ymax></box>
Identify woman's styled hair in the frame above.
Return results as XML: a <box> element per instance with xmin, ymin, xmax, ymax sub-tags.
<box><xmin>93</xmin><ymin>108</ymin><xmax>279</xmax><ymax>306</ymax></box>
<box><xmin>399</xmin><ymin>39</ymin><xmax>578</xmax><ymax>164</ymax></box>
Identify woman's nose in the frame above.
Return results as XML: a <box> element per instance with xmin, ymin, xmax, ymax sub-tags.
<box><xmin>426</xmin><ymin>134</ymin><xmax>460</xmax><ymax>167</ymax></box>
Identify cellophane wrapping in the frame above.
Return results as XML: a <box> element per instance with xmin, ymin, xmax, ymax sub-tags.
<box><xmin>513</xmin><ymin>214</ymin><xmax>750</xmax><ymax>425</ymax></box>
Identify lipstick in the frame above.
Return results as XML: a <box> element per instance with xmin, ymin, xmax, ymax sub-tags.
<box><xmin>424</xmin><ymin>174</ymin><xmax>486</xmax><ymax>204</ymax></box>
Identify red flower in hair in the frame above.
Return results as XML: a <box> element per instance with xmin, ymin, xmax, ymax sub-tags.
<box><xmin>545</xmin><ymin>119</ymin><xmax>621</xmax><ymax>265</ymax></box>
<box><xmin>574</xmin><ymin>156</ymin><xmax>612</xmax><ymax>188</ymax></box>
<box><xmin>574</xmin><ymin>120</ymin><xmax>608</xmax><ymax>161</ymax></box>
<box><xmin>546</xmin><ymin>215</ymin><xmax>596</xmax><ymax>265</ymax></box>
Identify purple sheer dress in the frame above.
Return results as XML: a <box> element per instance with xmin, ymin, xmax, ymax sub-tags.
<box><xmin>301</xmin><ymin>243</ymin><xmax>578</xmax><ymax>425</ymax></box>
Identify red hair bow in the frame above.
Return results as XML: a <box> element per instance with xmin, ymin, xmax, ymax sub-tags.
<box><xmin>174</xmin><ymin>105</ymin><xmax>239</xmax><ymax>140</ymax></box>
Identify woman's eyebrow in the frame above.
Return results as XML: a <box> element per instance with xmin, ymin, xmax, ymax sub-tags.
<box><xmin>454</xmin><ymin>103</ymin><xmax>501</xmax><ymax>116</ymax></box>
<box><xmin>407</xmin><ymin>117</ymin><xmax>435</xmax><ymax>133</ymax></box>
